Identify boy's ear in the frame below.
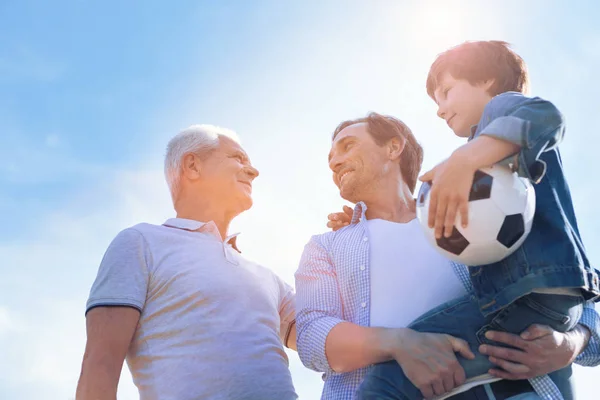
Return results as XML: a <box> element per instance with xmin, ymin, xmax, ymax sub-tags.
<box><xmin>388</xmin><ymin>136</ymin><xmax>406</xmax><ymax>161</ymax></box>
<box><xmin>483</xmin><ymin>79</ymin><xmax>496</xmax><ymax>92</ymax></box>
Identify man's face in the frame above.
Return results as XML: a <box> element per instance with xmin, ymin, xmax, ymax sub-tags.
<box><xmin>328</xmin><ymin>122</ymin><xmax>391</xmax><ymax>203</ymax></box>
<box><xmin>198</xmin><ymin>136</ymin><xmax>259</xmax><ymax>212</ymax></box>
<box><xmin>433</xmin><ymin>72</ymin><xmax>493</xmax><ymax>137</ymax></box>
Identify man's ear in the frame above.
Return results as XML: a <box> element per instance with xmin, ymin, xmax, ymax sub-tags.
<box><xmin>389</xmin><ymin>136</ymin><xmax>406</xmax><ymax>161</ymax></box>
<box><xmin>181</xmin><ymin>153</ymin><xmax>202</xmax><ymax>180</ymax></box>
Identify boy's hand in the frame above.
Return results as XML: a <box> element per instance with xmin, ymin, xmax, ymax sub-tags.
<box><xmin>326</xmin><ymin>205</ymin><xmax>353</xmax><ymax>231</ymax></box>
<box><xmin>419</xmin><ymin>152</ymin><xmax>477</xmax><ymax>239</ymax></box>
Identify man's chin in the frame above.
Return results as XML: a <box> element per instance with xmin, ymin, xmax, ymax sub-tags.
<box><xmin>240</xmin><ymin>197</ymin><xmax>253</xmax><ymax>212</ymax></box>
<box><xmin>339</xmin><ymin>187</ymin><xmax>359</xmax><ymax>204</ymax></box>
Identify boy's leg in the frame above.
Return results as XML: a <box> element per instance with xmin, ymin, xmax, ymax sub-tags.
<box><xmin>357</xmin><ymin>293</ymin><xmax>584</xmax><ymax>400</ymax></box>
<box><xmin>357</xmin><ymin>295</ymin><xmax>492</xmax><ymax>400</ymax></box>
<box><xmin>476</xmin><ymin>293</ymin><xmax>584</xmax><ymax>340</ymax></box>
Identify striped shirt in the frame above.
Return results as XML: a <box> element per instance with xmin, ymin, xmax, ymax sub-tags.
<box><xmin>295</xmin><ymin>202</ymin><xmax>600</xmax><ymax>400</ymax></box>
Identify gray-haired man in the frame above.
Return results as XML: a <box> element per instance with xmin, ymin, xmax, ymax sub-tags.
<box><xmin>76</xmin><ymin>125</ymin><xmax>298</xmax><ymax>400</ymax></box>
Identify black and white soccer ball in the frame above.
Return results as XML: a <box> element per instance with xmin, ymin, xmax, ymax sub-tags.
<box><xmin>416</xmin><ymin>165</ymin><xmax>536</xmax><ymax>266</ymax></box>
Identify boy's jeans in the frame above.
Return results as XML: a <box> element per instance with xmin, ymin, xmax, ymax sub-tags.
<box><xmin>357</xmin><ymin>293</ymin><xmax>584</xmax><ymax>400</ymax></box>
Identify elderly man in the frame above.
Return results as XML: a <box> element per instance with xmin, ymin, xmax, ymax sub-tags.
<box><xmin>76</xmin><ymin>125</ymin><xmax>297</xmax><ymax>400</ymax></box>
<box><xmin>295</xmin><ymin>112</ymin><xmax>600</xmax><ymax>399</ymax></box>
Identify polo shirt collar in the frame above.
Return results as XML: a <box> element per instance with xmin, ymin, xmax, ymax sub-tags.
<box><xmin>163</xmin><ymin>218</ymin><xmax>241</xmax><ymax>252</ymax></box>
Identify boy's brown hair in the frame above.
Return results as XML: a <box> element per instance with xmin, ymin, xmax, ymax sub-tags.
<box><xmin>332</xmin><ymin>112</ymin><xmax>424</xmax><ymax>194</ymax></box>
<box><xmin>426</xmin><ymin>41</ymin><xmax>529</xmax><ymax>99</ymax></box>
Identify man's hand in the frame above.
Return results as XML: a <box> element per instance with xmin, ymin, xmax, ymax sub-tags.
<box><xmin>383</xmin><ymin>328</ymin><xmax>475</xmax><ymax>399</ymax></box>
<box><xmin>418</xmin><ymin>151</ymin><xmax>477</xmax><ymax>239</ymax></box>
<box><xmin>479</xmin><ymin>324</ymin><xmax>591</xmax><ymax>380</ymax></box>
<box><xmin>326</xmin><ymin>205</ymin><xmax>353</xmax><ymax>231</ymax></box>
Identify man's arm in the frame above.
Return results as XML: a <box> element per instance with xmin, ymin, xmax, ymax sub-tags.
<box><xmin>77</xmin><ymin>227</ymin><xmax>150</xmax><ymax>399</ymax></box>
<box><xmin>574</xmin><ymin>302</ymin><xmax>600</xmax><ymax>366</ymax></box>
<box><xmin>284</xmin><ymin>321</ymin><xmax>297</xmax><ymax>351</ymax></box>
<box><xmin>76</xmin><ymin>307</ymin><xmax>140</xmax><ymax>400</ymax></box>
<box><xmin>295</xmin><ymin>235</ymin><xmax>404</xmax><ymax>372</ymax></box>
<box><xmin>277</xmin><ymin>278</ymin><xmax>297</xmax><ymax>351</ymax></box>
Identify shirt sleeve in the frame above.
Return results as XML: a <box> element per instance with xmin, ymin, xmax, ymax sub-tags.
<box><xmin>294</xmin><ymin>235</ymin><xmax>345</xmax><ymax>374</ymax></box>
<box><xmin>478</xmin><ymin>93</ymin><xmax>565</xmax><ymax>183</ymax></box>
<box><xmin>86</xmin><ymin>227</ymin><xmax>151</xmax><ymax>314</ymax></box>
<box><xmin>276</xmin><ymin>277</ymin><xmax>296</xmax><ymax>344</ymax></box>
<box><xmin>574</xmin><ymin>301</ymin><xmax>600</xmax><ymax>366</ymax></box>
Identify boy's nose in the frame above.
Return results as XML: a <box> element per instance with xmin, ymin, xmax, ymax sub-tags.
<box><xmin>437</xmin><ymin>106</ymin><xmax>446</xmax><ymax>119</ymax></box>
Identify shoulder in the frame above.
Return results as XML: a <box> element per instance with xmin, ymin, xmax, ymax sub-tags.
<box><xmin>488</xmin><ymin>92</ymin><xmax>559</xmax><ymax>112</ymax></box>
<box><xmin>104</xmin><ymin>223</ymin><xmax>165</xmax><ymax>258</ymax></box>
<box><xmin>305</xmin><ymin>223</ymin><xmax>364</xmax><ymax>251</ymax></box>
<box><xmin>487</xmin><ymin>91</ymin><xmax>530</xmax><ymax>109</ymax></box>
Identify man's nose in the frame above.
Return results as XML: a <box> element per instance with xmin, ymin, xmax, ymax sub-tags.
<box><xmin>246</xmin><ymin>165</ymin><xmax>259</xmax><ymax>180</ymax></box>
<box><xmin>329</xmin><ymin>154</ymin><xmax>342</xmax><ymax>173</ymax></box>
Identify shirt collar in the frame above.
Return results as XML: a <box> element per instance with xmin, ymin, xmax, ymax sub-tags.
<box><xmin>469</xmin><ymin>124</ymin><xmax>478</xmax><ymax>140</ymax></box>
<box><xmin>351</xmin><ymin>202</ymin><xmax>368</xmax><ymax>224</ymax></box>
<box><xmin>162</xmin><ymin>218</ymin><xmax>241</xmax><ymax>252</ymax></box>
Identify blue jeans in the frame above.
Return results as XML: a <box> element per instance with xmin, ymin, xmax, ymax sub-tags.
<box><xmin>357</xmin><ymin>293</ymin><xmax>584</xmax><ymax>400</ymax></box>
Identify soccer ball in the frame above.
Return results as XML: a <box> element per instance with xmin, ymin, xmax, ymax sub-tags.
<box><xmin>416</xmin><ymin>165</ymin><xmax>536</xmax><ymax>266</ymax></box>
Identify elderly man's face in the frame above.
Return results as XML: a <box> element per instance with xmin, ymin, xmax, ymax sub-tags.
<box><xmin>198</xmin><ymin>136</ymin><xmax>259</xmax><ymax>212</ymax></box>
<box><xmin>328</xmin><ymin>122</ymin><xmax>391</xmax><ymax>203</ymax></box>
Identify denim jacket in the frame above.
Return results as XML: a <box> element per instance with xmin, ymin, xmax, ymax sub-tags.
<box><xmin>468</xmin><ymin>92</ymin><xmax>600</xmax><ymax>315</ymax></box>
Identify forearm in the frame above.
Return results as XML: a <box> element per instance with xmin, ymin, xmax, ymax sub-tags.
<box><xmin>325</xmin><ymin>322</ymin><xmax>401</xmax><ymax>373</ymax></box>
<box><xmin>454</xmin><ymin>135</ymin><xmax>520</xmax><ymax>172</ymax></box>
<box><xmin>75</xmin><ymin>358</ymin><xmax>120</xmax><ymax>400</ymax></box>
<box><xmin>566</xmin><ymin>324</ymin><xmax>591</xmax><ymax>363</ymax></box>
<box><xmin>284</xmin><ymin>321</ymin><xmax>297</xmax><ymax>351</ymax></box>
<box><xmin>574</xmin><ymin>303</ymin><xmax>600</xmax><ymax>366</ymax></box>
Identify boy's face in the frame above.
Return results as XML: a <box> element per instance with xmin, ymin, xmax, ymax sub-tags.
<box><xmin>433</xmin><ymin>72</ymin><xmax>494</xmax><ymax>137</ymax></box>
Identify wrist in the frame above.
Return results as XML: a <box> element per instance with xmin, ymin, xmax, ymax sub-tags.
<box><xmin>377</xmin><ymin>327</ymin><xmax>410</xmax><ymax>360</ymax></box>
<box><xmin>571</xmin><ymin>324</ymin><xmax>591</xmax><ymax>357</ymax></box>
<box><xmin>452</xmin><ymin>145</ymin><xmax>479</xmax><ymax>172</ymax></box>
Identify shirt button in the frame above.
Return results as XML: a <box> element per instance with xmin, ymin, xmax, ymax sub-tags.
<box><xmin>359</xmin><ymin>265</ymin><xmax>365</xmax><ymax>271</ymax></box>
<box><xmin>363</xmin><ymin>237</ymin><xmax>368</xmax><ymax>242</ymax></box>
<box><xmin>361</xmin><ymin>302</ymin><xmax>366</xmax><ymax>308</ymax></box>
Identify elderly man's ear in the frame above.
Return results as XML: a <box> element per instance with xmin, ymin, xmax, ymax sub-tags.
<box><xmin>182</xmin><ymin>153</ymin><xmax>202</xmax><ymax>179</ymax></box>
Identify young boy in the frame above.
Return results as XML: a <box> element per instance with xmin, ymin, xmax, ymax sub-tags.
<box><xmin>355</xmin><ymin>41</ymin><xmax>600</xmax><ymax>400</ymax></box>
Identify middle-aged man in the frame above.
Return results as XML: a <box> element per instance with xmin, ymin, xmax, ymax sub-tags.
<box><xmin>295</xmin><ymin>112</ymin><xmax>600</xmax><ymax>400</ymax></box>
<box><xmin>76</xmin><ymin>125</ymin><xmax>298</xmax><ymax>400</ymax></box>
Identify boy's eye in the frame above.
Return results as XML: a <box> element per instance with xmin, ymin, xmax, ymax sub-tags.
<box><xmin>443</xmin><ymin>87</ymin><xmax>451</xmax><ymax>96</ymax></box>
<box><xmin>344</xmin><ymin>142</ymin><xmax>354</xmax><ymax>151</ymax></box>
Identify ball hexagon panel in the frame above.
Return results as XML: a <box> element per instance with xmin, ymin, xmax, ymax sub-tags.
<box><xmin>489</xmin><ymin>168</ymin><xmax>531</xmax><ymax>216</ymax></box>
<box><xmin>456</xmin><ymin>197</ymin><xmax>507</xmax><ymax>243</ymax></box>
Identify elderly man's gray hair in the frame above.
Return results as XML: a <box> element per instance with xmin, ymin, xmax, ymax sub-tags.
<box><xmin>164</xmin><ymin>124</ymin><xmax>240</xmax><ymax>201</ymax></box>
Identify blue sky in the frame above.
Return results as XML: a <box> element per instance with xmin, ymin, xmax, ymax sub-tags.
<box><xmin>1</xmin><ymin>1</ymin><xmax>599</xmax><ymax>399</ymax></box>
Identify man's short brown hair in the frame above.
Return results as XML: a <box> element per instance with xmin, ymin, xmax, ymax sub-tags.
<box><xmin>426</xmin><ymin>40</ymin><xmax>529</xmax><ymax>100</ymax></box>
<box><xmin>332</xmin><ymin>112</ymin><xmax>424</xmax><ymax>193</ymax></box>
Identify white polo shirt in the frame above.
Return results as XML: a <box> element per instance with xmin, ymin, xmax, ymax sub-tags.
<box><xmin>86</xmin><ymin>218</ymin><xmax>297</xmax><ymax>400</ymax></box>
